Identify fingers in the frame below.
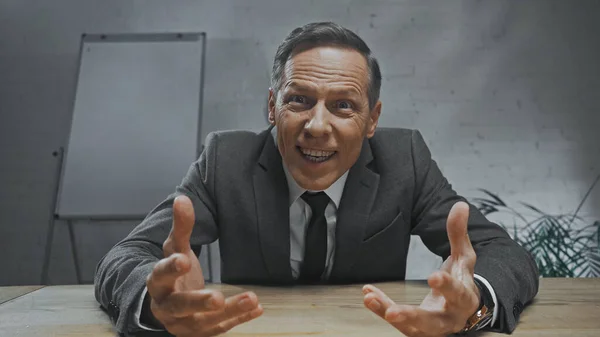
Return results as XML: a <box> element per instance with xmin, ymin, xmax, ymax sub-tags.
<box><xmin>446</xmin><ymin>201</ymin><xmax>475</xmax><ymax>258</ymax></box>
<box><xmin>147</xmin><ymin>253</ymin><xmax>191</xmax><ymax>300</ymax></box>
<box><xmin>225</xmin><ymin>292</ymin><xmax>261</xmax><ymax>317</ymax></box>
<box><xmin>158</xmin><ymin>290</ymin><xmax>223</xmax><ymax>318</ymax></box>
<box><xmin>202</xmin><ymin>303</ymin><xmax>264</xmax><ymax>336</ymax></box>
<box><xmin>386</xmin><ymin>305</ymin><xmax>461</xmax><ymax>336</ymax></box>
<box><xmin>175</xmin><ymin>306</ymin><xmax>264</xmax><ymax>337</ymax></box>
<box><xmin>194</xmin><ymin>292</ymin><xmax>260</xmax><ymax>326</ymax></box>
<box><xmin>164</xmin><ymin>291</ymin><xmax>262</xmax><ymax>337</ymax></box>
<box><xmin>169</xmin><ymin>195</ymin><xmax>196</xmax><ymax>253</ymax></box>
<box><xmin>362</xmin><ymin>285</ymin><xmax>396</xmax><ymax>318</ymax></box>
<box><xmin>363</xmin><ymin>284</ymin><xmax>465</xmax><ymax>336</ymax></box>
<box><xmin>428</xmin><ymin>271</ymin><xmax>475</xmax><ymax>308</ymax></box>
<box><xmin>362</xmin><ymin>287</ymin><xmax>428</xmax><ymax>331</ymax></box>
<box><xmin>362</xmin><ymin>288</ymin><xmax>421</xmax><ymax>336</ymax></box>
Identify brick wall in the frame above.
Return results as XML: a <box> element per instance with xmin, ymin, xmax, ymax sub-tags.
<box><xmin>0</xmin><ymin>0</ymin><xmax>598</xmax><ymax>285</ymax></box>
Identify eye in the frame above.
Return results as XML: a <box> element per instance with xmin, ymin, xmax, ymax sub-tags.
<box><xmin>336</xmin><ymin>100</ymin><xmax>354</xmax><ymax>110</ymax></box>
<box><xmin>288</xmin><ymin>95</ymin><xmax>308</xmax><ymax>104</ymax></box>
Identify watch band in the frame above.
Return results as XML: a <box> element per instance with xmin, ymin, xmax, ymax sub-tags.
<box><xmin>461</xmin><ymin>279</ymin><xmax>495</xmax><ymax>333</ymax></box>
<box><xmin>461</xmin><ymin>303</ymin><xmax>493</xmax><ymax>333</ymax></box>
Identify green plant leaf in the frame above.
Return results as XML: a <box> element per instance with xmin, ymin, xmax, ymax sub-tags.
<box><xmin>520</xmin><ymin>202</ymin><xmax>546</xmax><ymax>215</ymax></box>
<box><xmin>476</xmin><ymin>189</ymin><xmax>507</xmax><ymax>206</ymax></box>
<box><xmin>472</xmin><ymin>179</ymin><xmax>599</xmax><ymax>278</ymax></box>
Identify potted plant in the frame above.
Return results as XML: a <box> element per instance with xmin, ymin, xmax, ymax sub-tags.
<box><xmin>470</xmin><ymin>175</ymin><xmax>600</xmax><ymax>278</ymax></box>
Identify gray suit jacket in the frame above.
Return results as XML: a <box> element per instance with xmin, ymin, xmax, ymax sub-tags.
<box><xmin>94</xmin><ymin>126</ymin><xmax>539</xmax><ymax>336</ymax></box>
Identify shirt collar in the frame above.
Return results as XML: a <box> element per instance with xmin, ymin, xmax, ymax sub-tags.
<box><xmin>271</xmin><ymin>126</ymin><xmax>348</xmax><ymax>208</ymax></box>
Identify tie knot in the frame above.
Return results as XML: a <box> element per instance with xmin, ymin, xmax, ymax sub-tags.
<box><xmin>301</xmin><ymin>191</ymin><xmax>330</xmax><ymax>215</ymax></box>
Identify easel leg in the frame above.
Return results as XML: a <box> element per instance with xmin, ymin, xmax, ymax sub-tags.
<box><xmin>67</xmin><ymin>220</ymin><xmax>82</xmax><ymax>284</ymax></box>
<box><xmin>41</xmin><ymin>148</ymin><xmax>64</xmax><ymax>285</ymax></box>
<box><xmin>41</xmin><ymin>216</ymin><xmax>57</xmax><ymax>285</ymax></box>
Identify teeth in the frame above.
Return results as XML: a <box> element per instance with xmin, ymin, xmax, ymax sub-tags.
<box><xmin>300</xmin><ymin>148</ymin><xmax>335</xmax><ymax>157</ymax></box>
<box><xmin>299</xmin><ymin>147</ymin><xmax>335</xmax><ymax>163</ymax></box>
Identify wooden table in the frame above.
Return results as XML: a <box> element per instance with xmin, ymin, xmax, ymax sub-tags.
<box><xmin>0</xmin><ymin>285</ymin><xmax>44</xmax><ymax>305</ymax></box>
<box><xmin>0</xmin><ymin>278</ymin><xmax>598</xmax><ymax>336</ymax></box>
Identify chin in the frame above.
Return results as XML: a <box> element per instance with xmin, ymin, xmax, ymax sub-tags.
<box><xmin>302</xmin><ymin>182</ymin><xmax>332</xmax><ymax>191</ymax></box>
<box><xmin>294</xmin><ymin>173</ymin><xmax>337</xmax><ymax>191</ymax></box>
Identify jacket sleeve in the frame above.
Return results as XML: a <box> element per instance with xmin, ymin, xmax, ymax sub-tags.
<box><xmin>408</xmin><ymin>130</ymin><xmax>539</xmax><ymax>333</ymax></box>
<box><xmin>93</xmin><ymin>133</ymin><xmax>221</xmax><ymax>336</ymax></box>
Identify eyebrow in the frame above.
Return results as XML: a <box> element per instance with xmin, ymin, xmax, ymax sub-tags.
<box><xmin>282</xmin><ymin>81</ymin><xmax>314</xmax><ymax>92</ymax></box>
<box><xmin>283</xmin><ymin>81</ymin><xmax>362</xmax><ymax>97</ymax></box>
<box><xmin>328</xmin><ymin>87</ymin><xmax>361</xmax><ymax>98</ymax></box>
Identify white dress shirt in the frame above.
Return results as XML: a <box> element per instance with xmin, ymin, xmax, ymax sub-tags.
<box><xmin>133</xmin><ymin>129</ymin><xmax>497</xmax><ymax>330</ymax></box>
<box><xmin>285</xmin><ymin>163</ymin><xmax>347</xmax><ymax>280</ymax></box>
<box><xmin>282</xmin><ymin>161</ymin><xmax>497</xmax><ymax>329</ymax></box>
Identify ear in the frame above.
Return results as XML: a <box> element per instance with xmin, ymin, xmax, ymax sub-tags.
<box><xmin>268</xmin><ymin>88</ymin><xmax>276</xmax><ymax>125</ymax></box>
<box><xmin>366</xmin><ymin>101</ymin><xmax>382</xmax><ymax>138</ymax></box>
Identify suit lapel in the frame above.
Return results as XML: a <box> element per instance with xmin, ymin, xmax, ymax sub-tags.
<box><xmin>253</xmin><ymin>130</ymin><xmax>294</xmax><ymax>284</ymax></box>
<box><xmin>330</xmin><ymin>139</ymin><xmax>380</xmax><ymax>281</ymax></box>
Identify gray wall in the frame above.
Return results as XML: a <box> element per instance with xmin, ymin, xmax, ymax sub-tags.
<box><xmin>1</xmin><ymin>0</ymin><xmax>599</xmax><ymax>286</ymax></box>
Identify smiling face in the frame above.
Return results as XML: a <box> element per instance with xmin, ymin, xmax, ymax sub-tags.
<box><xmin>268</xmin><ymin>45</ymin><xmax>382</xmax><ymax>191</ymax></box>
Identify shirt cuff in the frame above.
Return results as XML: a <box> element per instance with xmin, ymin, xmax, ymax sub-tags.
<box><xmin>133</xmin><ymin>286</ymin><xmax>164</xmax><ymax>331</ymax></box>
<box><xmin>473</xmin><ymin>274</ymin><xmax>499</xmax><ymax>328</ymax></box>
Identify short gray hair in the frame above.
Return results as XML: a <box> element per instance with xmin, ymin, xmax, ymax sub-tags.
<box><xmin>271</xmin><ymin>22</ymin><xmax>382</xmax><ymax>110</ymax></box>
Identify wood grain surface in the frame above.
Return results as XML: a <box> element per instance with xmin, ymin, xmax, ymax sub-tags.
<box><xmin>0</xmin><ymin>278</ymin><xmax>598</xmax><ymax>336</ymax></box>
<box><xmin>0</xmin><ymin>285</ymin><xmax>44</xmax><ymax>305</ymax></box>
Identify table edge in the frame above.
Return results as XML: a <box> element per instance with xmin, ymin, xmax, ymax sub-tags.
<box><xmin>0</xmin><ymin>286</ymin><xmax>46</xmax><ymax>305</ymax></box>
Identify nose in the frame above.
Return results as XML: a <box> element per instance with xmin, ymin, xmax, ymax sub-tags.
<box><xmin>304</xmin><ymin>101</ymin><xmax>332</xmax><ymax>138</ymax></box>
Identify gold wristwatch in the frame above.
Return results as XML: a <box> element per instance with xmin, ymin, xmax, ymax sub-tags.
<box><xmin>460</xmin><ymin>279</ymin><xmax>494</xmax><ymax>334</ymax></box>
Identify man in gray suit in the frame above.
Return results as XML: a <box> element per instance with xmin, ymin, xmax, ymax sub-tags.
<box><xmin>95</xmin><ymin>22</ymin><xmax>539</xmax><ymax>337</ymax></box>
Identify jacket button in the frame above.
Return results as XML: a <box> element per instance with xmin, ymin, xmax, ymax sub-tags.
<box><xmin>513</xmin><ymin>301</ymin><xmax>523</xmax><ymax>318</ymax></box>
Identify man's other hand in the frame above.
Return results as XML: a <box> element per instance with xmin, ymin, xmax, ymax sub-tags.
<box><xmin>145</xmin><ymin>195</ymin><xmax>263</xmax><ymax>336</ymax></box>
<box><xmin>363</xmin><ymin>201</ymin><xmax>481</xmax><ymax>337</ymax></box>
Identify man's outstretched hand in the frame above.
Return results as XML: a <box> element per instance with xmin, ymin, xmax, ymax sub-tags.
<box><xmin>145</xmin><ymin>195</ymin><xmax>263</xmax><ymax>337</ymax></box>
<box><xmin>363</xmin><ymin>201</ymin><xmax>481</xmax><ymax>337</ymax></box>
